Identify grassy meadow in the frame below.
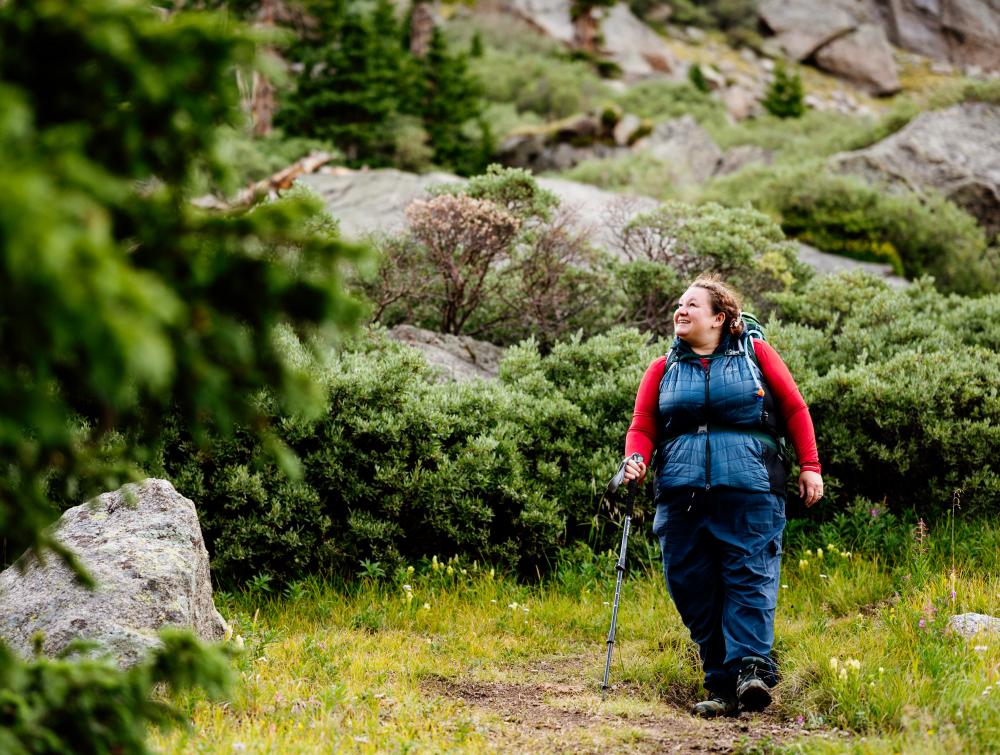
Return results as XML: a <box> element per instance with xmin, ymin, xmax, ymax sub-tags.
<box><xmin>150</xmin><ymin>519</ymin><xmax>1000</xmax><ymax>754</ymax></box>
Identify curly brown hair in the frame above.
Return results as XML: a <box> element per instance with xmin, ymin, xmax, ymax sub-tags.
<box><xmin>689</xmin><ymin>274</ymin><xmax>745</xmax><ymax>336</ymax></box>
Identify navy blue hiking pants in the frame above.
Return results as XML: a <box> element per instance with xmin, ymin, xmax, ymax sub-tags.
<box><xmin>652</xmin><ymin>488</ymin><xmax>784</xmax><ymax>697</ymax></box>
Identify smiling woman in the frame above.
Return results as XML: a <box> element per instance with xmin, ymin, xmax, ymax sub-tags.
<box><xmin>621</xmin><ymin>274</ymin><xmax>822</xmax><ymax>718</ymax></box>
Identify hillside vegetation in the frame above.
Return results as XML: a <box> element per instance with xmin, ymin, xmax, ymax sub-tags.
<box><xmin>3</xmin><ymin>1</ymin><xmax>999</xmax><ymax>752</ymax></box>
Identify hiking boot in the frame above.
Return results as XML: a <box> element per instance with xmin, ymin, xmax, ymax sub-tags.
<box><xmin>691</xmin><ymin>695</ymin><xmax>738</xmax><ymax>718</ymax></box>
<box><xmin>737</xmin><ymin>656</ymin><xmax>773</xmax><ymax>712</ymax></box>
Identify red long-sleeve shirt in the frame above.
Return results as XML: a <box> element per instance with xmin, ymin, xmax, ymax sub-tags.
<box><xmin>625</xmin><ymin>339</ymin><xmax>821</xmax><ymax>474</ymax></box>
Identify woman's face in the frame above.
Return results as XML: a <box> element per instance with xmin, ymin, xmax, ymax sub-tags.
<box><xmin>674</xmin><ymin>286</ymin><xmax>725</xmax><ymax>345</ymax></box>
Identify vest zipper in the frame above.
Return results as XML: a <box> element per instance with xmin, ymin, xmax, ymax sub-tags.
<box><xmin>704</xmin><ymin>360</ymin><xmax>711</xmax><ymax>491</ymax></box>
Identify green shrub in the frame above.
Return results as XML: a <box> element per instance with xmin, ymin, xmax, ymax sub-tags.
<box><xmin>687</xmin><ymin>63</ymin><xmax>709</xmax><ymax>93</ymax></box>
<box><xmin>612</xmin><ymin>79</ymin><xmax>726</xmax><ymax>126</ymax></box>
<box><xmin>560</xmin><ymin>152</ymin><xmax>681</xmax><ymax>199</ymax></box>
<box><xmin>706</xmin><ymin>107</ymin><xmax>906</xmax><ymax>161</ymax></box>
<box><xmin>612</xmin><ymin>201</ymin><xmax>807</xmax><ymax>336</ymax></box>
<box><xmin>769</xmin><ymin>272</ymin><xmax>1000</xmax><ymax>516</ymax></box>
<box><xmin>469</xmin><ymin>49</ymin><xmax>611</xmax><ymax>120</ymax></box>
<box><xmin>762</xmin><ymin>60</ymin><xmax>806</xmax><ymax>119</ymax></box>
<box><xmin>160</xmin><ymin>328</ymin><xmax>664</xmax><ymax>585</ymax></box>
<box><xmin>704</xmin><ymin>163</ymin><xmax>997</xmax><ymax>293</ymax></box>
<box><xmin>0</xmin><ymin>632</ymin><xmax>234</xmax><ymax>755</ymax></box>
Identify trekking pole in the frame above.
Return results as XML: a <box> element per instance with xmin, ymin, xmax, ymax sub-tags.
<box><xmin>600</xmin><ymin>452</ymin><xmax>643</xmax><ymax>697</ymax></box>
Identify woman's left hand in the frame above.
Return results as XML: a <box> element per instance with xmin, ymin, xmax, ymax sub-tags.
<box><xmin>799</xmin><ymin>470</ymin><xmax>824</xmax><ymax>507</ymax></box>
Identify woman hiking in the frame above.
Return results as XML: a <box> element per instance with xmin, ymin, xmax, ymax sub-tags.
<box><xmin>621</xmin><ymin>274</ymin><xmax>822</xmax><ymax>717</ymax></box>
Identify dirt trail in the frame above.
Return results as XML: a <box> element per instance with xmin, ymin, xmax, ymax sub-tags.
<box><xmin>425</xmin><ymin>655</ymin><xmax>840</xmax><ymax>754</ymax></box>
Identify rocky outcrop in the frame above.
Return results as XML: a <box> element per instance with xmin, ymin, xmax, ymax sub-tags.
<box><xmin>830</xmin><ymin>102</ymin><xmax>1000</xmax><ymax>236</ymax></box>
<box><xmin>634</xmin><ymin>115</ymin><xmax>722</xmax><ymax>185</ymax></box>
<box><xmin>600</xmin><ymin>2</ymin><xmax>677</xmax><ymax>76</ymax></box>
<box><xmin>760</xmin><ymin>0</ymin><xmax>999</xmax><ymax>77</ymax></box>
<box><xmin>485</xmin><ymin>0</ymin><xmax>677</xmax><ymax>78</ymax></box>
<box><xmin>814</xmin><ymin>23</ymin><xmax>901</xmax><ymax>95</ymax></box>
<box><xmin>387</xmin><ymin>325</ymin><xmax>505</xmax><ymax>381</ymax></box>
<box><xmin>759</xmin><ymin>0</ymin><xmax>902</xmax><ymax>94</ymax></box>
<box><xmin>759</xmin><ymin>0</ymin><xmax>857</xmax><ymax>61</ymax></box>
<box><xmin>299</xmin><ymin>169</ymin><xmax>658</xmax><ymax>252</ymax></box>
<box><xmin>0</xmin><ymin>479</ymin><xmax>226</xmax><ymax>668</ymax></box>
<box><xmin>497</xmin><ymin>111</ymin><xmax>639</xmax><ymax>173</ymax></box>
<box><xmin>299</xmin><ymin>169</ymin><xmax>458</xmax><ymax>240</ymax></box>
<box><xmin>499</xmin><ymin>112</ymin><xmax>729</xmax><ymax>179</ymax></box>
<box><xmin>795</xmin><ymin>242</ymin><xmax>908</xmax><ymax>288</ymax></box>
<box><xmin>877</xmin><ymin>0</ymin><xmax>1000</xmax><ymax>71</ymax></box>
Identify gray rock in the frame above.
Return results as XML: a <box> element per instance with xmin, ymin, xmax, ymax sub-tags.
<box><xmin>830</xmin><ymin>102</ymin><xmax>1000</xmax><ymax>236</ymax></box>
<box><xmin>493</xmin><ymin>0</ymin><xmax>574</xmax><ymax>45</ymax></box>
<box><xmin>881</xmin><ymin>0</ymin><xmax>1000</xmax><ymax>71</ymax></box>
<box><xmin>758</xmin><ymin>0</ymin><xmax>857</xmax><ymax>60</ymax></box>
<box><xmin>300</xmin><ymin>168</ymin><xmax>658</xmax><ymax>253</ymax></box>
<box><xmin>0</xmin><ymin>479</ymin><xmax>226</xmax><ymax>668</ymax></box>
<box><xmin>949</xmin><ymin>612</ymin><xmax>1000</xmax><ymax>639</ymax></box>
<box><xmin>721</xmin><ymin>85</ymin><xmax>760</xmax><ymax>121</ymax></box>
<box><xmin>613</xmin><ymin>113</ymin><xmax>643</xmax><ymax>146</ymax></box>
<box><xmin>700</xmin><ymin>64</ymin><xmax>728</xmax><ymax>92</ymax></box>
<box><xmin>635</xmin><ymin>115</ymin><xmax>722</xmax><ymax>185</ymax></box>
<box><xmin>492</xmin><ymin>0</ymin><xmax>678</xmax><ymax>79</ymax></box>
<box><xmin>498</xmin><ymin>132</ymin><xmax>549</xmax><ymax>171</ymax></box>
<box><xmin>794</xmin><ymin>241</ymin><xmax>908</xmax><ymax>287</ymax></box>
<box><xmin>814</xmin><ymin>24</ymin><xmax>901</xmax><ymax>95</ymax></box>
<box><xmin>387</xmin><ymin>325</ymin><xmax>505</xmax><ymax>381</ymax></box>
<box><xmin>600</xmin><ymin>2</ymin><xmax>678</xmax><ymax>78</ymax></box>
<box><xmin>298</xmin><ymin>169</ymin><xmax>457</xmax><ymax>240</ymax></box>
<box><xmin>716</xmin><ymin>145</ymin><xmax>773</xmax><ymax>176</ymax></box>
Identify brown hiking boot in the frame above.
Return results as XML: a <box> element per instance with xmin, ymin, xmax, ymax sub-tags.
<box><xmin>692</xmin><ymin>695</ymin><xmax>738</xmax><ymax>718</ymax></box>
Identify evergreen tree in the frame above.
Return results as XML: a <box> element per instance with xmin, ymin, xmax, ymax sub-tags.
<box><xmin>278</xmin><ymin>0</ymin><xmax>491</xmax><ymax>174</ymax></box>
<box><xmin>688</xmin><ymin>62</ymin><xmax>709</xmax><ymax>93</ymax></box>
<box><xmin>416</xmin><ymin>27</ymin><xmax>492</xmax><ymax>175</ymax></box>
<box><xmin>0</xmin><ymin>0</ymin><xmax>366</xmax><ymax>748</ymax></box>
<box><xmin>763</xmin><ymin>60</ymin><xmax>806</xmax><ymax>119</ymax></box>
<box><xmin>277</xmin><ymin>0</ymin><xmax>409</xmax><ymax>164</ymax></box>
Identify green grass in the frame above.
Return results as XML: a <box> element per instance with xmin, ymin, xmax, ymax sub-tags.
<box><xmin>150</xmin><ymin>526</ymin><xmax>1000</xmax><ymax>753</ymax></box>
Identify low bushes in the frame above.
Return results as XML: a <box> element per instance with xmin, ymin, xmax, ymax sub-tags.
<box><xmin>159</xmin><ymin>328</ymin><xmax>662</xmax><ymax>586</ymax></box>
<box><xmin>361</xmin><ymin>166</ymin><xmax>806</xmax><ymax>347</ymax></box>
<box><xmin>770</xmin><ymin>273</ymin><xmax>1000</xmax><ymax>514</ymax></box>
<box><xmin>704</xmin><ymin>163</ymin><xmax>998</xmax><ymax>294</ymax></box>
<box><xmin>612</xmin><ymin>79</ymin><xmax>725</xmax><ymax>126</ymax></box>
<box><xmin>161</xmin><ymin>274</ymin><xmax>1000</xmax><ymax>587</ymax></box>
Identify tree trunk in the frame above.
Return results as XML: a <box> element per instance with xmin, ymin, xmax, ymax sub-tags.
<box><xmin>573</xmin><ymin>9</ymin><xmax>599</xmax><ymax>54</ymax></box>
<box><xmin>251</xmin><ymin>0</ymin><xmax>282</xmax><ymax>136</ymax></box>
<box><xmin>410</xmin><ymin>0</ymin><xmax>435</xmax><ymax>58</ymax></box>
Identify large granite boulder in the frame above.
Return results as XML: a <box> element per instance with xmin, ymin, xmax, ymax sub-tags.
<box><xmin>387</xmin><ymin>325</ymin><xmax>505</xmax><ymax>381</ymax></box>
<box><xmin>758</xmin><ymin>0</ymin><xmax>857</xmax><ymax>61</ymax></box>
<box><xmin>634</xmin><ymin>115</ymin><xmax>722</xmax><ymax>185</ymax></box>
<box><xmin>878</xmin><ymin>0</ymin><xmax>1000</xmax><ymax>71</ymax></box>
<box><xmin>0</xmin><ymin>479</ymin><xmax>227</xmax><ymax>668</ymax></box>
<box><xmin>830</xmin><ymin>102</ymin><xmax>1000</xmax><ymax>236</ymax></box>
<box><xmin>794</xmin><ymin>241</ymin><xmax>908</xmax><ymax>288</ymax></box>
<box><xmin>599</xmin><ymin>2</ymin><xmax>677</xmax><ymax>77</ymax></box>
<box><xmin>298</xmin><ymin>169</ymin><xmax>658</xmax><ymax>252</ymax></box>
<box><xmin>487</xmin><ymin>0</ymin><xmax>677</xmax><ymax>79</ymax></box>
<box><xmin>299</xmin><ymin>169</ymin><xmax>458</xmax><ymax>240</ymax></box>
<box><xmin>814</xmin><ymin>23</ymin><xmax>901</xmax><ymax>95</ymax></box>
<box><xmin>758</xmin><ymin>0</ymin><xmax>903</xmax><ymax>92</ymax></box>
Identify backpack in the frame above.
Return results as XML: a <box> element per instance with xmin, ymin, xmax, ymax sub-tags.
<box><xmin>665</xmin><ymin>311</ymin><xmax>767</xmax><ymax>373</ymax></box>
<box><xmin>662</xmin><ymin>312</ymin><xmax>788</xmax><ymax>460</ymax></box>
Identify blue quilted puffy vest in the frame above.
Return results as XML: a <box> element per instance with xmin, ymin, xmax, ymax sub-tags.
<box><xmin>655</xmin><ymin>334</ymin><xmax>782</xmax><ymax>495</ymax></box>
